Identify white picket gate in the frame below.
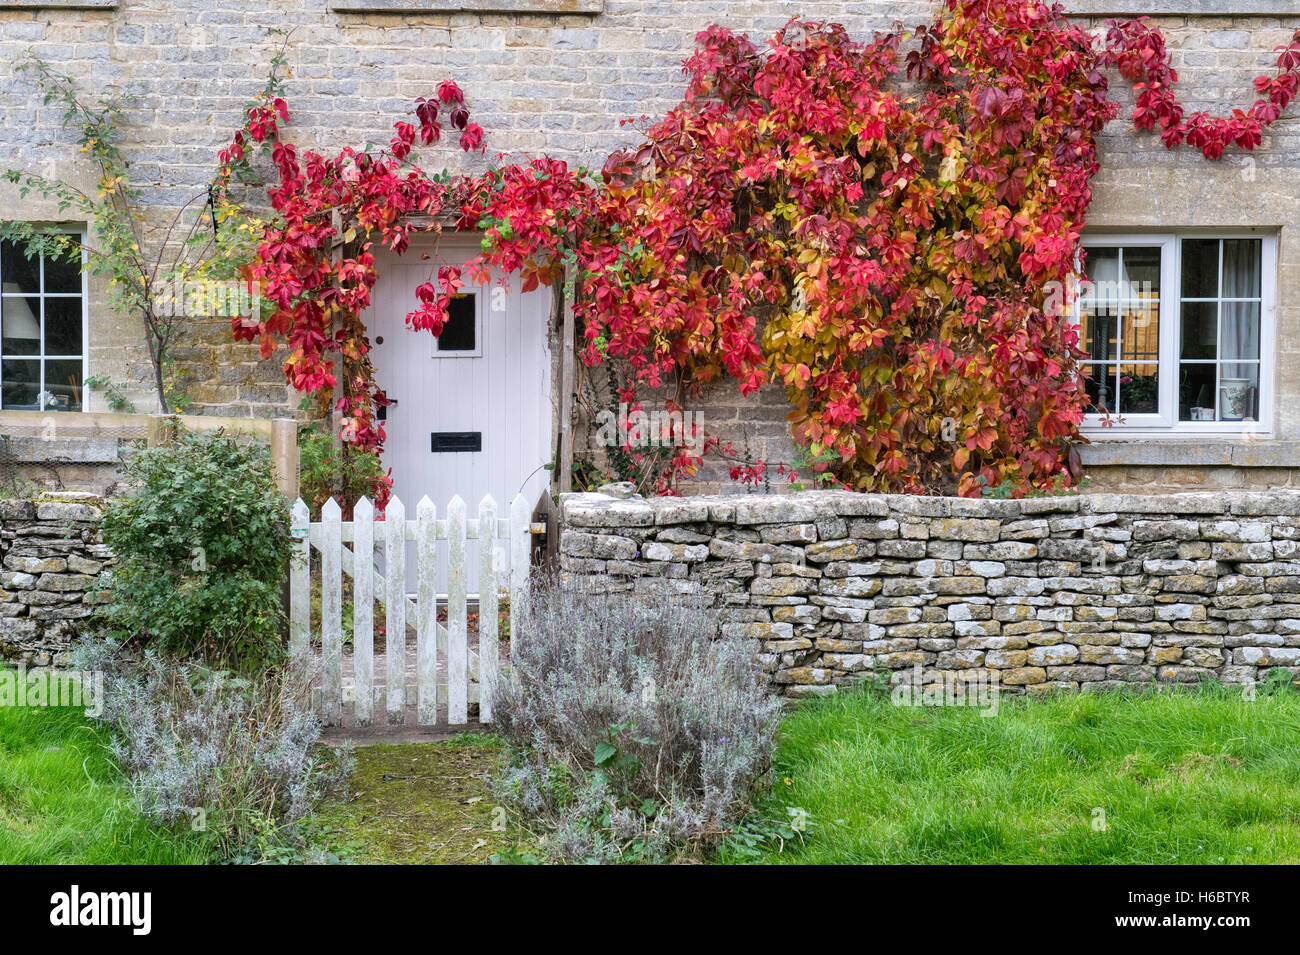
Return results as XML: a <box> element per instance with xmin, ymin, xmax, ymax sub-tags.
<box><xmin>289</xmin><ymin>493</ymin><xmax>533</xmax><ymax>727</ymax></box>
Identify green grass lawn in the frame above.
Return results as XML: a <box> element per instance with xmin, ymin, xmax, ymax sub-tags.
<box><xmin>752</xmin><ymin>683</ymin><xmax>1300</xmax><ymax>864</ymax></box>
<box><xmin>0</xmin><ymin>672</ymin><xmax>210</xmax><ymax>865</ymax></box>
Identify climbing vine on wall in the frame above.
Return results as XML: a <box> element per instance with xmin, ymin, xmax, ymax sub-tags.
<box><xmin>232</xmin><ymin>0</ymin><xmax>1300</xmax><ymax>501</ymax></box>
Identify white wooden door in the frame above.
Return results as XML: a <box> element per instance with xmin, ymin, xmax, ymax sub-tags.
<box><xmin>364</xmin><ymin>235</ymin><xmax>553</xmax><ymax>595</ymax></box>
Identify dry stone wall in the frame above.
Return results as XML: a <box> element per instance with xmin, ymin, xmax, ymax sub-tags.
<box><xmin>0</xmin><ymin>493</ymin><xmax>109</xmax><ymax>666</ymax></box>
<box><xmin>559</xmin><ymin>489</ymin><xmax>1300</xmax><ymax>696</ymax></box>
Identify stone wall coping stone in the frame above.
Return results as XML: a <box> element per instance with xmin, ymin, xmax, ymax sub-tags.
<box><xmin>562</xmin><ymin>489</ymin><xmax>1300</xmax><ymax>526</ymax></box>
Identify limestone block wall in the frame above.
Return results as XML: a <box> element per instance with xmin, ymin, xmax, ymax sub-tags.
<box><xmin>559</xmin><ymin>489</ymin><xmax>1300</xmax><ymax>696</ymax></box>
<box><xmin>0</xmin><ymin>494</ymin><xmax>109</xmax><ymax>666</ymax></box>
<box><xmin>2</xmin><ymin>3</ymin><xmax>1299</xmax><ymax>493</ymax></box>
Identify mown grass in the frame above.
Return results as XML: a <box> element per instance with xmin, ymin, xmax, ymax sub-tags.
<box><xmin>0</xmin><ymin>670</ymin><xmax>210</xmax><ymax>865</ymax></box>
<box><xmin>751</xmin><ymin>681</ymin><xmax>1300</xmax><ymax>864</ymax></box>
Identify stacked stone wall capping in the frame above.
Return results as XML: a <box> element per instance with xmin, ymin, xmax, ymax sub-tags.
<box><xmin>559</xmin><ymin>489</ymin><xmax>1300</xmax><ymax>696</ymax></box>
<box><xmin>0</xmin><ymin>492</ymin><xmax>110</xmax><ymax>667</ymax></box>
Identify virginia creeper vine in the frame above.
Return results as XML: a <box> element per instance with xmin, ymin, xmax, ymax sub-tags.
<box><xmin>231</xmin><ymin>0</ymin><xmax>1300</xmax><ymax>501</ymax></box>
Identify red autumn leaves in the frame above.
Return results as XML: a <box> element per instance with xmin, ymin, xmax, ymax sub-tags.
<box><xmin>224</xmin><ymin>0</ymin><xmax>1300</xmax><ymax>501</ymax></box>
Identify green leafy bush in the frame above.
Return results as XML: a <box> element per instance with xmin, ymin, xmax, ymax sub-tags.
<box><xmin>297</xmin><ymin>422</ymin><xmax>386</xmax><ymax>517</ymax></box>
<box><xmin>97</xmin><ymin>428</ymin><xmax>293</xmax><ymax>670</ymax></box>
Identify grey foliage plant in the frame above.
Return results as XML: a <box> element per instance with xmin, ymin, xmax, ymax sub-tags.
<box><xmin>491</xmin><ymin>582</ymin><xmax>782</xmax><ymax>863</ymax></box>
<box><xmin>65</xmin><ymin>636</ymin><xmax>351</xmax><ymax>860</ymax></box>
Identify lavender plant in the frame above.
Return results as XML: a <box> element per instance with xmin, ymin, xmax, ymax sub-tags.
<box><xmin>491</xmin><ymin>583</ymin><xmax>782</xmax><ymax>863</ymax></box>
<box><xmin>66</xmin><ymin>637</ymin><xmax>351</xmax><ymax>860</ymax></box>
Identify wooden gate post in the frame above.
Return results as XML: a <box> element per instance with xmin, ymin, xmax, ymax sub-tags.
<box><xmin>271</xmin><ymin>418</ymin><xmax>298</xmax><ymax>501</ymax></box>
<box><xmin>146</xmin><ymin>413</ymin><xmax>179</xmax><ymax>448</ymax></box>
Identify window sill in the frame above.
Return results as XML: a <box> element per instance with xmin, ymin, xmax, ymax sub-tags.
<box><xmin>329</xmin><ymin>0</ymin><xmax>603</xmax><ymax>12</ymax></box>
<box><xmin>1078</xmin><ymin>438</ymin><xmax>1300</xmax><ymax>469</ymax></box>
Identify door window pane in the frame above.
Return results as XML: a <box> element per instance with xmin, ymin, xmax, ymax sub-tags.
<box><xmin>436</xmin><ymin>293</ymin><xmax>477</xmax><ymax>352</ymax></box>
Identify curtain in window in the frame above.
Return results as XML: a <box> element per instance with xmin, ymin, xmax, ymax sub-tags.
<box><xmin>1221</xmin><ymin>239</ymin><xmax>1260</xmax><ymax>361</ymax></box>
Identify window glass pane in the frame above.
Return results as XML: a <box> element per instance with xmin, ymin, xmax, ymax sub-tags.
<box><xmin>1181</xmin><ymin>238</ymin><xmax>1219</xmax><ymax>298</ymax></box>
<box><xmin>43</xmin><ymin>358</ymin><xmax>83</xmax><ymax>411</ymax></box>
<box><xmin>1120</xmin><ymin>247</ymin><xmax>1160</xmax><ymax>301</ymax></box>
<box><xmin>1222</xmin><ymin>239</ymin><xmax>1261</xmax><ymax>299</ymax></box>
<box><xmin>1</xmin><ymin>241</ymin><xmax>41</xmax><ymax>297</ymax></box>
<box><xmin>1179</xmin><ymin>363</ymin><xmax>1216</xmax><ymax>421</ymax></box>
<box><xmin>44</xmin><ymin>297</ymin><xmax>82</xmax><ymax>356</ymax></box>
<box><xmin>437</xmin><ymin>294</ymin><xmax>476</xmax><ymax>352</ymax></box>
<box><xmin>1083</xmin><ymin>364</ymin><xmax>1117</xmax><ymax>413</ymax></box>
<box><xmin>1117</xmin><ymin>363</ymin><xmax>1159</xmax><ymax>414</ymax></box>
<box><xmin>1221</xmin><ymin>302</ymin><xmax>1260</xmax><ymax>361</ymax></box>
<box><xmin>1180</xmin><ymin>301</ymin><xmax>1217</xmax><ymax>360</ymax></box>
<box><xmin>1</xmin><ymin>295</ymin><xmax>42</xmax><ymax>355</ymax></box>
<box><xmin>43</xmin><ymin>248</ymin><xmax>81</xmax><ymax>294</ymax></box>
<box><xmin>1218</xmin><ymin>364</ymin><xmax>1259</xmax><ymax>422</ymax></box>
<box><xmin>1121</xmin><ymin>302</ymin><xmax>1159</xmax><ymax>361</ymax></box>
<box><xmin>1079</xmin><ymin>304</ymin><xmax>1117</xmax><ymax>362</ymax></box>
<box><xmin>1</xmin><ymin>358</ymin><xmax>40</xmax><ymax>409</ymax></box>
<box><xmin>1082</xmin><ymin>247</ymin><xmax>1119</xmax><ymax>313</ymax></box>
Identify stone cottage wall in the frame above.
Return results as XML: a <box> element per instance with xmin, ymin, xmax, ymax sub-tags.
<box><xmin>559</xmin><ymin>489</ymin><xmax>1300</xmax><ymax>696</ymax></box>
<box><xmin>0</xmin><ymin>494</ymin><xmax>109</xmax><ymax>667</ymax></box>
<box><xmin>3</xmin><ymin>3</ymin><xmax>1300</xmax><ymax>491</ymax></box>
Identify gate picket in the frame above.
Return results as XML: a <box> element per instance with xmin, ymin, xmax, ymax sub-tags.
<box><xmin>384</xmin><ymin>496</ymin><xmax>407</xmax><ymax>724</ymax></box>
<box><xmin>321</xmin><ymin>499</ymin><xmax>343</xmax><ymax>726</ymax></box>
<box><xmin>416</xmin><ymin>497</ymin><xmax>438</xmax><ymax>724</ymax></box>
<box><xmin>478</xmin><ymin>495</ymin><xmax>499</xmax><ymax>724</ymax></box>
<box><xmin>447</xmin><ymin>496</ymin><xmax>469</xmax><ymax>724</ymax></box>
<box><xmin>291</xmin><ymin>491</ymin><xmax>530</xmax><ymax>728</ymax></box>
<box><xmin>353</xmin><ymin>496</ymin><xmax>375</xmax><ymax>727</ymax></box>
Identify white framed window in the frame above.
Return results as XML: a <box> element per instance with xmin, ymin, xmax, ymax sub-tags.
<box><xmin>0</xmin><ymin>235</ymin><xmax>88</xmax><ymax>412</ymax></box>
<box><xmin>1077</xmin><ymin>231</ymin><xmax>1276</xmax><ymax>436</ymax></box>
<box><xmin>431</xmin><ymin>290</ymin><xmax>482</xmax><ymax>358</ymax></box>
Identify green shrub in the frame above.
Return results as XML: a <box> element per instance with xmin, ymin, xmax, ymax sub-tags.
<box><xmin>298</xmin><ymin>423</ymin><xmax>385</xmax><ymax>517</ymax></box>
<box><xmin>97</xmin><ymin>428</ymin><xmax>293</xmax><ymax>670</ymax></box>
